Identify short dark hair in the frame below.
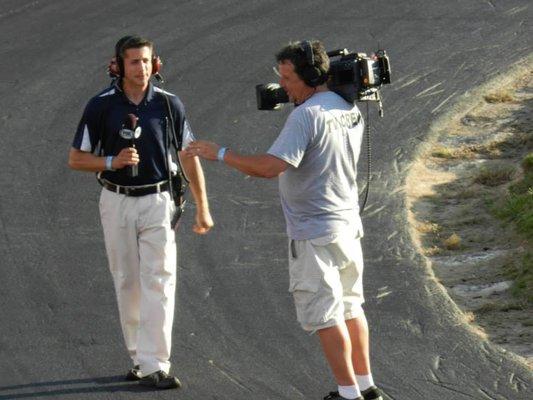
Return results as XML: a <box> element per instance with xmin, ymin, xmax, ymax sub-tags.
<box><xmin>115</xmin><ymin>35</ymin><xmax>154</xmax><ymax>59</ymax></box>
<box><xmin>275</xmin><ymin>40</ymin><xmax>329</xmax><ymax>86</ymax></box>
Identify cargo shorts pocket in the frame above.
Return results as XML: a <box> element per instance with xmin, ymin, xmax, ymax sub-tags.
<box><xmin>288</xmin><ymin>240</ymin><xmax>325</xmax><ymax>326</ymax></box>
<box><xmin>288</xmin><ymin>243</ymin><xmax>320</xmax><ymax>290</ymax></box>
<box><xmin>290</xmin><ymin>278</ymin><xmax>322</xmax><ymax>327</ymax></box>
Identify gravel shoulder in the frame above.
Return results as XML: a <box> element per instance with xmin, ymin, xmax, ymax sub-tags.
<box><xmin>406</xmin><ymin>58</ymin><xmax>533</xmax><ymax>368</ymax></box>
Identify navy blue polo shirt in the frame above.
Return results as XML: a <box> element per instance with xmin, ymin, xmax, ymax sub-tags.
<box><xmin>72</xmin><ymin>81</ymin><xmax>195</xmax><ymax>186</ymax></box>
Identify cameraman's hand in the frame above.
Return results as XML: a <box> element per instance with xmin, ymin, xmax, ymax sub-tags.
<box><xmin>193</xmin><ymin>208</ymin><xmax>214</xmax><ymax>235</ymax></box>
<box><xmin>185</xmin><ymin>141</ymin><xmax>220</xmax><ymax>161</ymax></box>
<box><xmin>113</xmin><ymin>147</ymin><xmax>140</xmax><ymax>169</ymax></box>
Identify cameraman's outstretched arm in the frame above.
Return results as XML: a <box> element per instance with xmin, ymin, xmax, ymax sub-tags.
<box><xmin>224</xmin><ymin>152</ymin><xmax>288</xmax><ymax>178</ymax></box>
<box><xmin>179</xmin><ymin>152</ymin><xmax>214</xmax><ymax>235</ymax></box>
<box><xmin>185</xmin><ymin>140</ymin><xmax>288</xmax><ymax>179</ymax></box>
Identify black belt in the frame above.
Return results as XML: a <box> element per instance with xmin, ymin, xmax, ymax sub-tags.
<box><xmin>102</xmin><ymin>180</ymin><xmax>170</xmax><ymax>197</ymax></box>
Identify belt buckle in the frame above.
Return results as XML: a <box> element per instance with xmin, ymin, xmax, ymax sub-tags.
<box><xmin>124</xmin><ymin>187</ymin><xmax>131</xmax><ymax>196</ymax></box>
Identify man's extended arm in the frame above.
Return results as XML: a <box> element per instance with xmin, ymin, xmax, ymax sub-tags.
<box><xmin>184</xmin><ymin>141</ymin><xmax>289</xmax><ymax>178</ymax></box>
<box><xmin>178</xmin><ymin>152</ymin><xmax>214</xmax><ymax>234</ymax></box>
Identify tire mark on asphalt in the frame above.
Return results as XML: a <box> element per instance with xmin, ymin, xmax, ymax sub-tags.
<box><xmin>426</xmin><ymin>380</ymin><xmax>478</xmax><ymax>398</ymax></box>
<box><xmin>208</xmin><ymin>359</ymin><xmax>253</xmax><ymax>392</ymax></box>
<box><xmin>415</xmin><ymin>82</ymin><xmax>443</xmax><ymax>98</ymax></box>
<box><xmin>505</xmin><ymin>5</ymin><xmax>528</xmax><ymax>16</ymax></box>
<box><xmin>0</xmin><ymin>1</ymin><xmax>40</xmax><ymax>19</ymax></box>
<box><xmin>477</xmin><ymin>386</ymin><xmax>502</xmax><ymax>400</ymax></box>
<box><xmin>484</xmin><ymin>0</ymin><xmax>496</xmax><ymax>11</ymax></box>
<box><xmin>431</xmin><ymin>92</ymin><xmax>457</xmax><ymax>114</ymax></box>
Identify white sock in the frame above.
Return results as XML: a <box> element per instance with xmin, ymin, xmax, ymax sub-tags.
<box><xmin>338</xmin><ymin>384</ymin><xmax>361</xmax><ymax>399</ymax></box>
<box><xmin>355</xmin><ymin>374</ymin><xmax>375</xmax><ymax>392</ymax></box>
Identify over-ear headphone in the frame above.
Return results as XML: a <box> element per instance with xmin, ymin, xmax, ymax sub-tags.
<box><xmin>299</xmin><ymin>40</ymin><xmax>323</xmax><ymax>87</ymax></box>
<box><xmin>108</xmin><ymin>35</ymin><xmax>162</xmax><ymax>78</ymax></box>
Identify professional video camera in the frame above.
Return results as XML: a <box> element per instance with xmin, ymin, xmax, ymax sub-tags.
<box><xmin>256</xmin><ymin>48</ymin><xmax>391</xmax><ymax>116</ymax></box>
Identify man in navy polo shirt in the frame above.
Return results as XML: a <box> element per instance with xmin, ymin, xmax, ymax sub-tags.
<box><xmin>68</xmin><ymin>35</ymin><xmax>213</xmax><ymax>390</ymax></box>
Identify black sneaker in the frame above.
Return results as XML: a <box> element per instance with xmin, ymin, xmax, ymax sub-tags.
<box><xmin>139</xmin><ymin>370</ymin><xmax>181</xmax><ymax>389</ymax></box>
<box><xmin>125</xmin><ymin>365</ymin><xmax>141</xmax><ymax>381</ymax></box>
<box><xmin>323</xmin><ymin>391</ymin><xmax>363</xmax><ymax>400</ymax></box>
<box><xmin>361</xmin><ymin>386</ymin><xmax>383</xmax><ymax>400</ymax></box>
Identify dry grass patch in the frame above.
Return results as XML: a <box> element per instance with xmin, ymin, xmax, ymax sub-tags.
<box><xmin>474</xmin><ymin>302</ymin><xmax>525</xmax><ymax>314</ymax></box>
<box><xmin>455</xmin><ymin>187</ymin><xmax>480</xmax><ymax>199</ymax></box>
<box><xmin>475</xmin><ymin>302</ymin><xmax>500</xmax><ymax>314</ymax></box>
<box><xmin>431</xmin><ymin>145</ymin><xmax>478</xmax><ymax>159</ymax></box>
<box><xmin>481</xmin><ymin>141</ymin><xmax>507</xmax><ymax>158</ymax></box>
<box><xmin>453</xmin><ymin>215</ymin><xmax>487</xmax><ymax>226</ymax></box>
<box><xmin>416</xmin><ymin>221</ymin><xmax>441</xmax><ymax>234</ymax></box>
<box><xmin>480</xmin><ymin>134</ymin><xmax>531</xmax><ymax>157</ymax></box>
<box><xmin>484</xmin><ymin>90</ymin><xmax>515</xmax><ymax>103</ymax></box>
<box><xmin>424</xmin><ymin>245</ymin><xmax>442</xmax><ymax>256</ymax></box>
<box><xmin>444</xmin><ymin>233</ymin><xmax>461</xmax><ymax>250</ymax></box>
<box><xmin>473</xmin><ymin>162</ymin><xmax>516</xmax><ymax>186</ymax></box>
<box><xmin>461</xmin><ymin>311</ymin><xmax>489</xmax><ymax>339</ymax></box>
<box><xmin>464</xmin><ymin>311</ymin><xmax>476</xmax><ymax>323</ymax></box>
<box><xmin>499</xmin><ymin>303</ymin><xmax>526</xmax><ymax>312</ymax></box>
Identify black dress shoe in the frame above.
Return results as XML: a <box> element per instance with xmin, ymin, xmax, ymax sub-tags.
<box><xmin>125</xmin><ymin>365</ymin><xmax>141</xmax><ymax>381</ymax></box>
<box><xmin>139</xmin><ymin>370</ymin><xmax>181</xmax><ymax>390</ymax></box>
<box><xmin>323</xmin><ymin>391</ymin><xmax>363</xmax><ymax>400</ymax></box>
<box><xmin>361</xmin><ymin>386</ymin><xmax>383</xmax><ymax>400</ymax></box>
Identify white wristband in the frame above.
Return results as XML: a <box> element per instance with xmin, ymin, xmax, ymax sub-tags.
<box><xmin>105</xmin><ymin>156</ymin><xmax>115</xmax><ymax>171</ymax></box>
<box><xmin>217</xmin><ymin>147</ymin><xmax>228</xmax><ymax>162</ymax></box>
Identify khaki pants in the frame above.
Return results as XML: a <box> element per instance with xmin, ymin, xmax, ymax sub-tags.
<box><xmin>99</xmin><ymin>188</ymin><xmax>177</xmax><ymax>376</ymax></box>
<box><xmin>289</xmin><ymin>233</ymin><xmax>365</xmax><ymax>332</ymax></box>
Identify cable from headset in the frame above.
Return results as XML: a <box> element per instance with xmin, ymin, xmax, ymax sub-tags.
<box><xmin>155</xmin><ymin>74</ymin><xmax>175</xmax><ymax>202</ymax></box>
<box><xmin>156</xmin><ymin>74</ymin><xmax>189</xmax><ymax>183</ymax></box>
<box><xmin>155</xmin><ymin>73</ymin><xmax>189</xmax><ymax>228</ymax></box>
<box><xmin>359</xmin><ymin>101</ymin><xmax>371</xmax><ymax>215</ymax></box>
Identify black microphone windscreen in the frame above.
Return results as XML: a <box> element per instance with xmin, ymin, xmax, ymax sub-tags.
<box><xmin>124</xmin><ymin>113</ymin><xmax>138</xmax><ymax>129</ymax></box>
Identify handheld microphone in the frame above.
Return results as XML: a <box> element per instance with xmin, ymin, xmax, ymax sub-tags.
<box><xmin>119</xmin><ymin>114</ymin><xmax>142</xmax><ymax>177</ymax></box>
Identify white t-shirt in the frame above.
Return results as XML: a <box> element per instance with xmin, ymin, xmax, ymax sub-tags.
<box><xmin>268</xmin><ymin>91</ymin><xmax>364</xmax><ymax>241</ymax></box>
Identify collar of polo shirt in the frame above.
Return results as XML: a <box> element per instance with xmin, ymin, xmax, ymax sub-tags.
<box><xmin>114</xmin><ymin>79</ymin><xmax>156</xmax><ymax>105</ymax></box>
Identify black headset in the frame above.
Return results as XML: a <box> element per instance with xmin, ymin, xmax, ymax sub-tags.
<box><xmin>111</xmin><ymin>35</ymin><xmax>162</xmax><ymax>77</ymax></box>
<box><xmin>298</xmin><ymin>40</ymin><xmax>324</xmax><ymax>87</ymax></box>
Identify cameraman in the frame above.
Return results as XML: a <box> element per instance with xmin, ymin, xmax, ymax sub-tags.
<box><xmin>186</xmin><ymin>40</ymin><xmax>382</xmax><ymax>400</ymax></box>
<box><xmin>68</xmin><ymin>35</ymin><xmax>213</xmax><ymax>389</ymax></box>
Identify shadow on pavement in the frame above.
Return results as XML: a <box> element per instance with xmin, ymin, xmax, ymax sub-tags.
<box><xmin>0</xmin><ymin>375</ymin><xmax>157</xmax><ymax>399</ymax></box>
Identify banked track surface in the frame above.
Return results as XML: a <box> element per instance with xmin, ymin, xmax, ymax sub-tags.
<box><xmin>0</xmin><ymin>1</ymin><xmax>531</xmax><ymax>399</ymax></box>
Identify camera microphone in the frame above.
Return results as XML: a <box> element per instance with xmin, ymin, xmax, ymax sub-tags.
<box><xmin>119</xmin><ymin>113</ymin><xmax>142</xmax><ymax>177</ymax></box>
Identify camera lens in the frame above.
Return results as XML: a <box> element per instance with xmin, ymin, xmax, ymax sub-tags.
<box><xmin>256</xmin><ymin>83</ymin><xmax>289</xmax><ymax>110</ymax></box>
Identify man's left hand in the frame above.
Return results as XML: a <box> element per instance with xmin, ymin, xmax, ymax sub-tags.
<box><xmin>185</xmin><ymin>140</ymin><xmax>220</xmax><ymax>161</ymax></box>
<box><xmin>193</xmin><ymin>208</ymin><xmax>214</xmax><ymax>235</ymax></box>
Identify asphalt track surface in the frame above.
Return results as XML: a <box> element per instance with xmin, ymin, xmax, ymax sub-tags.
<box><xmin>0</xmin><ymin>1</ymin><xmax>532</xmax><ymax>399</ymax></box>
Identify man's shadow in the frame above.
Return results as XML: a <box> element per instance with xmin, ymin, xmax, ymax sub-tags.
<box><xmin>0</xmin><ymin>375</ymin><xmax>157</xmax><ymax>399</ymax></box>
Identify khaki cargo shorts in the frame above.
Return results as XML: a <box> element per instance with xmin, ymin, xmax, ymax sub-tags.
<box><xmin>288</xmin><ymin>233</ymin><xmax>365</xmax><ymax>332</ymax></box>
